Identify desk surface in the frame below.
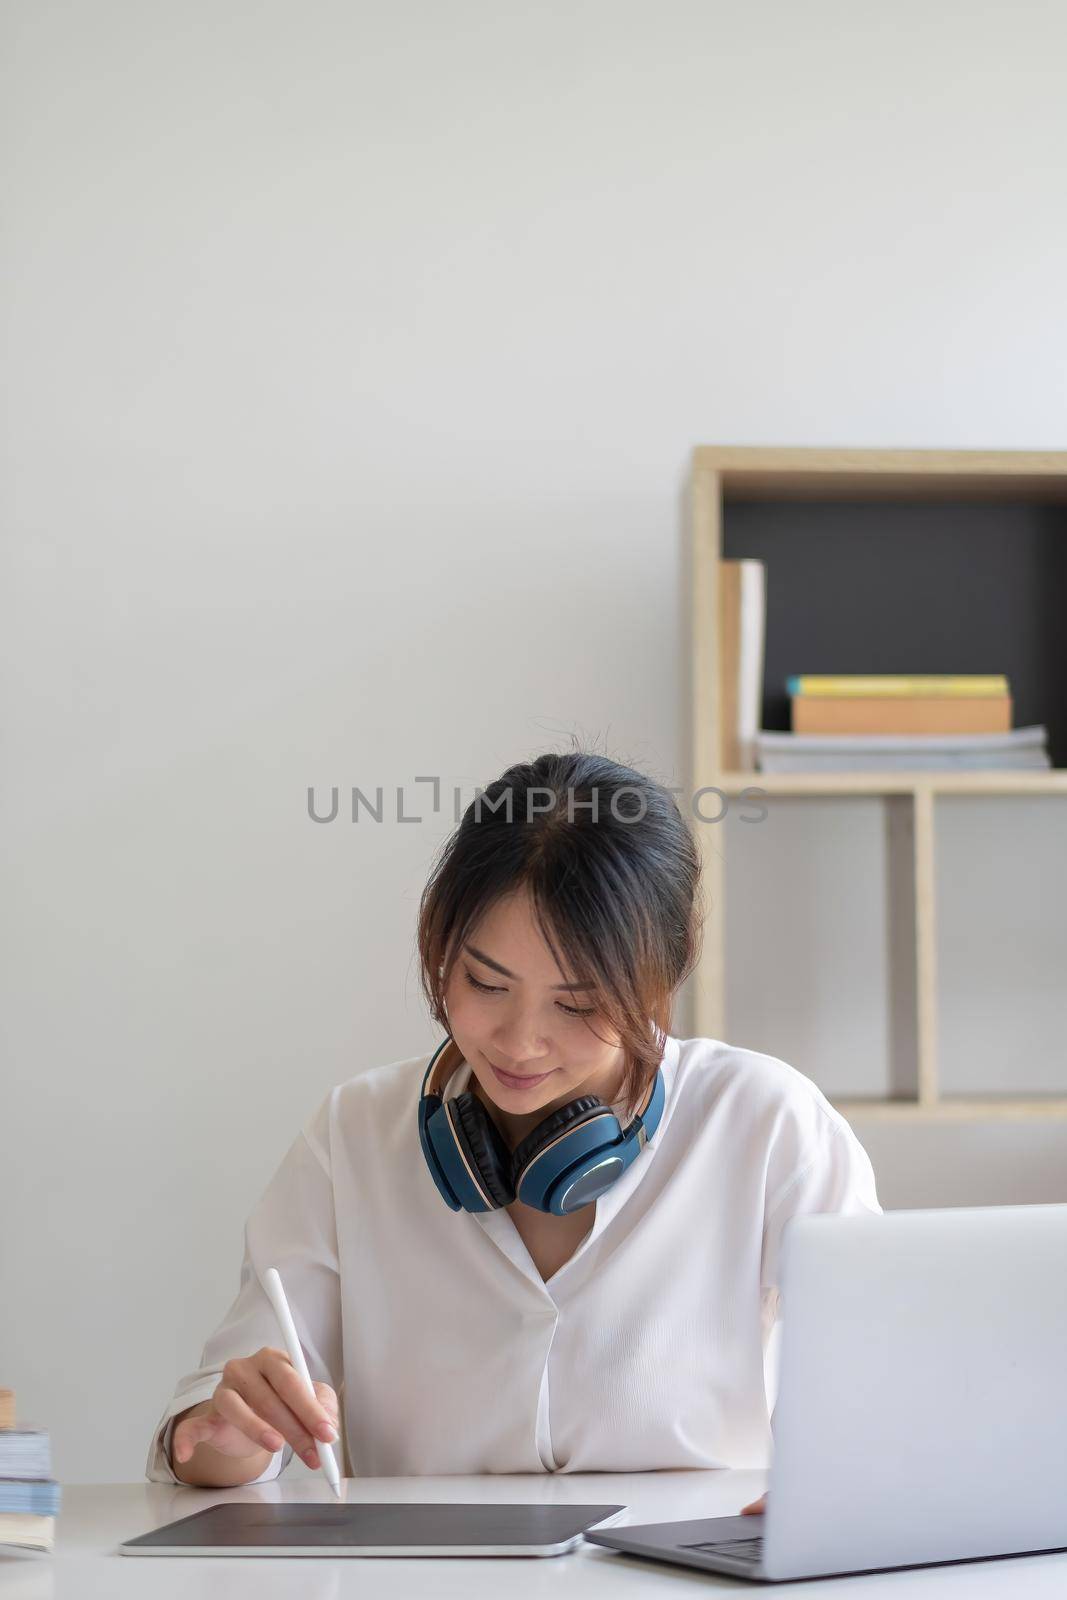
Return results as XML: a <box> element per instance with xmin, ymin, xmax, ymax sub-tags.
<box><xmin>3</xmin><ymin>1471</ymin><xmax>1067</xmax><ymax>1597</ymax></box>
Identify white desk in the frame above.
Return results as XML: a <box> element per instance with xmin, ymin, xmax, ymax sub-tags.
<box><xmin>3</xmin><ymin>1471</ymin><xmax>1067</xmax><ymax>1597</ymax></box>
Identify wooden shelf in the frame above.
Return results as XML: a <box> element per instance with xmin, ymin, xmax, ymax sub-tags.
<box><xmin>715</xmin><ymin>770</ymin><xmax>1067</xmax><ymax>796</ymax></box>
<box><xmin>692</xmin><ymin>446</ymin><xmax>1067</xmax><ymax>501</ymax></box>
<box><xmin>832</xmin><ymin>1099</ymin><xmax>1067</xmax><ymax>1122</ymax></box>
<box><xmin>689</xmin><ymin>445</ymin><xmax>1067</xmax><ymax>1122</ymax></box>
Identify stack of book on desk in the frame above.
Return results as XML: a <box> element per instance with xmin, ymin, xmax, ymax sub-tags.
<box><xmin>0</xmin><ymin>1389</ymin><xmax>61</xmax><ymax>1554</ymax></box>
<box><xmin>758</xmin><ymin>675</ymin><xmax>1052</xmax><ymax>774</ymax></box>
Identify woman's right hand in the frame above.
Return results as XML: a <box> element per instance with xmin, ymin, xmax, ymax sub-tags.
<box><xmin>172</xmin><ymin>1347</ymin><xmax>339</xmax><ymax>1470</ymax></box>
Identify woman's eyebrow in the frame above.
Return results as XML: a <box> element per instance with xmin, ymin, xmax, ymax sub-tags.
<box><xmin>463</xmin><ymin>943</ymin><xmax>596</xmax><ymax>990</ymax></box>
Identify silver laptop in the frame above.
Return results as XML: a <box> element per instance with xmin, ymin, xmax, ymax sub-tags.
<box><xmin>585</xmin><ymin>1203</ymin><xmax>1067</xmax><ymax>1583</ymax></box>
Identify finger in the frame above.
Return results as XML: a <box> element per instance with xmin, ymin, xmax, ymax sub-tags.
<box><xmin>216</xmin><ymin>1373</ymin><xmax>309</xmax><ymax>1455</ymax></box>
<box><xmin>174</xmin><ymin>1409</ymin><xmax>281</xmax><ymax>1462</ymax></box>
<box><xmin>173</xmin><ymin>1416</ymin><xmax>228</xmax><ymax>1463</ymax></box>
<box><xmin>265</xmin><ymin>1358</ymin><xmax>338</xmax><ymax>1443</ymax></box>
<box><xmin>301</xmin><ymin>1387</ymin><xmax>338</xmax><ymax>1473</ymax></box>
<box><xmin>312</xmin><ymin>1382</ymin><xmax>339</xmax><ymax>1425</ymax></box>
<box><xmin>172</xmin><ymin>1419</ymin><xmax>215</xmax><ymax>1464</ymax></box>
<box><xmin>212</xmin><ymin>1382</ymin><xmax>292</xmax><ymax>1454</ymax></box>
<box><xmin>232</xmin><ymin>1365</ymin><xmax>332</xmax><ymax>1457</ymax></box>
<box><xmin>262</xmin><ymin>1359</ymin><xmax>339</xmax><ymax>1444</ymax></box>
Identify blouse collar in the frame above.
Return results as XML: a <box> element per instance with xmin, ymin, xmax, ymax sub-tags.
<box><xmin>444</xmin><ymin>1032</ymin><xmax>681</xmax><ymax>1298</ymax></box>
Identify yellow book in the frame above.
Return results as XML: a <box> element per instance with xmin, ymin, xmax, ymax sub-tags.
<box><xmin>787</xmin><ymin>675</ymin><xmax>1008</xmax><ymax>699</ymax></box>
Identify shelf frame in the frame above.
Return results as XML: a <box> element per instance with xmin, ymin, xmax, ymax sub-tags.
<box><xmin>716</xmin><ymin>771</ymin><xmax>1067</xmax><ymax>796</ymax></box>
<box><xmin>689</xmin><ymin>444</ymin><xmax>1067</xmax><ymax>1121</ymax></box>
<box><xmin>832</xmin><ymin>1099</ymin><xmax>1067</xmax><ymax>1122</ymax></box>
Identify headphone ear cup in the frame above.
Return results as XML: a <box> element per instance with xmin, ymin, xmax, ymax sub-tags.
<box><xmin>511</xmin><ymin>1095</ymin><xmax>606</xmax><ymax>1186</ymax></box>
<box><xmin>450</xmin><ymin>1092</ymin><xmax>516</xmax><ymax>1208</ymax></box>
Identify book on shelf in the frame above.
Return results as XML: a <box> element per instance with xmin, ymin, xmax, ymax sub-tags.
<box><xmin>778</xmin><ymin>671</ymin><xmax>1052</xmax><ymax>764</ymax></box>
<box><xmin>786</xmin><ymin>675</ymin><xmax>1010</xmax><ymax>698</ymax></box>
<box><xmin>756</xmin><ymin>725</ymin><xmax>1051</xmax><ymax>774</ymax></box>
<box><xmin>718</xmin><ymin>559</ymin><xmax>765</xmax><ymax>770</ymax></box>
<box><xmin>0</xmin><ymin>1389</ymin><xmax>61</xmax><ymax>1555</ymax></box>
<box><xmin>792</xmin><ymin>695</ymin><xmax>1013</xmax><ymax>736</ymax></box>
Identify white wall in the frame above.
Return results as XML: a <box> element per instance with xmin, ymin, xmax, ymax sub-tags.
<box><xmin>2</xmin><ymin>0</ymin><xmax>1065</xmax><ymax>1484</ymax></box>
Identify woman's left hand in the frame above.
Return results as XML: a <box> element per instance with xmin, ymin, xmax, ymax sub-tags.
<box><xmin>740</xmin><ymin>1493</ymin><xmax>767</xmax><ymax>1515</ymax></box>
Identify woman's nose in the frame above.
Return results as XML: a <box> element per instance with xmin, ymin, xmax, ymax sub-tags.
<box><xmin>493</xmin><ymin>1009</ymin><xmax>550</xmax><ymax>1060</ymax></box>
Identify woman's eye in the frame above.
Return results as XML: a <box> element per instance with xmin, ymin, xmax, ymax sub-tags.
<box><xmin>464</xmin><ymin>971</ymin><xmax>502</xmax><ymax>996</ymax></box>
<box><xmin>462</xmin><ymin>968</ymin><xmax>595</xmax><ymax>1018</ymax></box>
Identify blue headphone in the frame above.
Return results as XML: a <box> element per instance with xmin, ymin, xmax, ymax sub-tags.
<box><xmin>418</xmin><ymin>1034</ymin><xmax>665</xmax><ymax>1216</ymax></box>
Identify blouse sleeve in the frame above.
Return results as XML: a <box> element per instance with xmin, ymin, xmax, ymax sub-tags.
<box><xmin>144</xmin><ymin>1089</ymin><xmax>342</xmax><ymax>1484</ymax></box>
<box><xmin>759</xmin><ymin>1105</ymin><xmax>882</xmax><ymax>1420</ymax></box>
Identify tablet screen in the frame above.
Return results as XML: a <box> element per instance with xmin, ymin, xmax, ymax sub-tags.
<box><xmin>121</xmin><ymin>1501</ymin><xmax>626</xmax><ymax>1556</ymax></box>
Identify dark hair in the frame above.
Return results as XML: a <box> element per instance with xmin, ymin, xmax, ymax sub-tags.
<box><xmin>416</xmin><ymin>748</ymin><xmax>704</xmax><ymax>1119</ymax></box>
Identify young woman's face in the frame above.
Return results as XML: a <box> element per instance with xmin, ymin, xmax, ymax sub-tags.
<box><xmin>441</xmin><ymin>888</ymin><xmax>627</xmax><ymax>1137</ymax></box>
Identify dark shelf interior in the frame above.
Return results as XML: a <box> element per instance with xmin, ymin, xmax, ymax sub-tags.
<box><xmin>721</xmin><ymin>497</ymin><xmax>1067</xmax><ymax>769</ymax></box>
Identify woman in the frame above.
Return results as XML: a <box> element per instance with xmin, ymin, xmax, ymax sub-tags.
<box><xmin>147</xmin><ymin>750</ymin><xmax>881</xmax><ymax>1512</ymax></box>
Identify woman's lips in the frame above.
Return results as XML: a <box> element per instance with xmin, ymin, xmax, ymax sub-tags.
<box><xmin>487</xmin><ymin>1058</ymin><xmax>555</xmax><ymax>1092</ymax></box>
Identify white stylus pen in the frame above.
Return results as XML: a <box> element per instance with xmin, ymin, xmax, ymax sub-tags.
<box><xmin>263</xmin><ymin>1266</ymin><xmax>343</xmax><ymax>1498</ymax></box>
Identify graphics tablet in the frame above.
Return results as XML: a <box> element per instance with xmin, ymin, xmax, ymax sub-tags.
<box><xmin>119</xmin><ymin>1501</ymin><xmax>627</xmax><ymax>1557</ymax></box>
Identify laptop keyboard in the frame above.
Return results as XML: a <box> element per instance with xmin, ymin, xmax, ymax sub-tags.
<box><xmin>682</xmin><ymin>1534</ymin><xmax>765</xmax><ymax>1567</ymax></box>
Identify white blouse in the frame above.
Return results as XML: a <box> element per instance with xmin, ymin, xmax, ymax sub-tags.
<box><xmin>145</xmin><ymin>1032</ymin><xmax>882</xmax><ymax>1483</ymax></box>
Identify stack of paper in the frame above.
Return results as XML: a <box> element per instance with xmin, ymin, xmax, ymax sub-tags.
<box><xmin>757</xmin><ymin>725</ymin><xmax>1051</xmax><ymax>774</ymax></box>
